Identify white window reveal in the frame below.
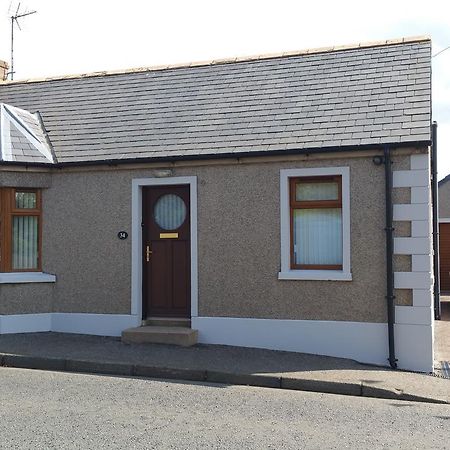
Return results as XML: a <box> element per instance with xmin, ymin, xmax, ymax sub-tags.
<box><xmin>279</xmin><ymin>167</ymin><xmax>351</xmax><ymax>281</ymax></box>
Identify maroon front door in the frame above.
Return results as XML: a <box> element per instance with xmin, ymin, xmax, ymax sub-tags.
<box><xmin>142</xmin><ymin>185</ymin><xmax>191</xmax><ymax>318</ymax></box>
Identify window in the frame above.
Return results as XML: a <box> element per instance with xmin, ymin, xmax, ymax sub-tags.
<box><xmin>0</xmin><ymin>188</ymin><xmax>41</xmax><ymax>272</ymax></box>
<box><xmin>279</xmin><ymin>167</ymin><xmax>351</xmax><ymax>281</ymax></box>
<box><xmin>290</xmin><ymin>176</ymin><xmax>342</xmax><ymax>270</ymax></box>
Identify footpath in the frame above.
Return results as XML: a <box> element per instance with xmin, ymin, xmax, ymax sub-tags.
<box><xmin>0</xmin><ymin>332</ymin><xmax>448</xmax><ymax>404</ymax></box>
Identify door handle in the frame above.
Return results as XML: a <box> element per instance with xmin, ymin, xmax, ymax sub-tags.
<box><xmin>146</xmin><ymin>245</ymin><xmax>152</xmax><ymax>262</ymax></box>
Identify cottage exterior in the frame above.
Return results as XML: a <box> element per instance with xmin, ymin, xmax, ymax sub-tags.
<box><xmin>0</xmin><ymin>37</ymin><xmax>436</xmax><ymax>372</ymax></box>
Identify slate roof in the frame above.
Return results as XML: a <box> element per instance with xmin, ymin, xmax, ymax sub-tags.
<box><xmin>0</xmin><ymin>36</ymin><xmax>431</xmax><ymax>165</ymax></box>
<box><xmin>439</xmin><ymin>174</ymin><xmax>450</xmax><ymax>187</ymax></box>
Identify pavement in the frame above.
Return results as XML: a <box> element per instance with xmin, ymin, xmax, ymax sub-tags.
<box><xmin>0</xmin><ymin>332</ymin><xmax>448</xmax><ymax>405</ymax></box>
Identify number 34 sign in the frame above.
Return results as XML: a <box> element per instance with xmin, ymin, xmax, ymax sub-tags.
<box><xmin>117</xmin><ymin>231</ymin><xmax>128</xmax><ymax>240</ymax></box>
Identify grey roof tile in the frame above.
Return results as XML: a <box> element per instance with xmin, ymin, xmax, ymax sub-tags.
<box><xmin>0</xmin><ymin>39</ymin><xmax>431</xmax><ymax>163</ymax></box>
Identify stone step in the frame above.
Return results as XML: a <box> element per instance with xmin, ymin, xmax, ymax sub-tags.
<box><xmin>143</xmin><ymin>317</ymin><xmax>191</xmax><ymax>328</ymax></box>
<box><xmin>122</xmin><ymin>326</ymin><xmax>198</xmax><ymax>347</ymax></box>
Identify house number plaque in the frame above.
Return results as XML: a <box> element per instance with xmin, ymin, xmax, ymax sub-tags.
<box><xmin>118</xmin><ymin>231</ymin><xmax>128</xmax><ymax>240</ymax></box>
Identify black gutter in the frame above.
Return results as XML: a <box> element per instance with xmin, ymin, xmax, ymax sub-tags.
<box><xmin>0</xmin><ymin>139</ymin><xmax>432</xmax><ymax>170</ymax></box>
<box><xmin>431</xmin><ymin>122</ymin><xmax>441</xmax><ymax>320</ymax></box>
<box><xmin>383</xmin><ymin>146</ymin><xmax>397</xmax><ymax>369</ymax></box>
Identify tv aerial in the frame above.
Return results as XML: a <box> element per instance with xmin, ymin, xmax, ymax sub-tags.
<box><xmin>7</xmin><ymin>2</ymin><xmax>37</xmax><ymax>80</ymax></box>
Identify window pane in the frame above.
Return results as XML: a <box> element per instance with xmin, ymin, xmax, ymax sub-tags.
<box><xmin>293</xmin><ymin>208</ymin><xmax>342</xmax><ymax>266</ymax></box>
<box><xmin>153</xmin><ymin>194</ymin><xmax>187</xmax><ymax>230</ymax></box>
<box><xmin>15</xmin><ymin>192</ymin><xmax>37</xmax><ymax>209</ymax></box>
<box><xmin>12</xmin><ymin>216</ymin><xmax>38</xmax><ymax>269</ymax></box>
<box><xmin>296</xmin><ymin>182</ymin><xmax>338</xmax><ymax>201</ymax></box>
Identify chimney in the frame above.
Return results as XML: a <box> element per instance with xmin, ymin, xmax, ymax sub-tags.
<box><xmin>0</xmin><ymin>60</ymin><xmax>9</xmax><ymax>81</ymax></box>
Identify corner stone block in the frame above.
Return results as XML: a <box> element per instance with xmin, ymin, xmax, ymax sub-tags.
<box><xmin>393</xmin><ymin>237</ymin><xmax>431</xmax><ymax>255</ymax></box>
<box><xmin>395</xmin><ymin>305</ymin><xmax>433</xmax><ymax>325</ymax></box>
<box><xmin>411</xmin><ymin>187</ymin><xmax>430</xmax><ymax>204</ymax></box>
<box><xmin>412</xmin><ymin>254</ymin><xmax>432</xmax><ymax>272</ymax></box>
<box><xmin>412</xmin><ymin>289</ymin><xmax>433</xmax><ymax>307</ymax></box>
<box><xmin>411</xmin><ymin>220</ymin><xmax>431</xmax><ymax>237</ymax></box>
<box><xmin>410</xmin><ymin>154</ymin><xmax>430</xmax><ymax>170</ymax></box>
<box><xmin>394</xmin><ymin>271</ymin><xmax>432</xmax><ymax>289</ymax></box>
<box><xmin>393</xmin><ymin>170</ymin><xmax>429</xmax><ymax>188</ymax></box>
<box><xmin>393</xmin><ymin>203</ymin><xmax>430</xmax><ymax>221</ymax></box>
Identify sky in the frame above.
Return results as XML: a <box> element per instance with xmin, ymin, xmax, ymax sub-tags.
<box><xmin>0</xmin><ymin>0</ymin><xmax>449</xmax><ymax>178</ymax></box>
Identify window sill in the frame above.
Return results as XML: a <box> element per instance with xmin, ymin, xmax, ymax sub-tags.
<box><xmin>278</xmin><ymin>270</ymin><xmax>352</xmax><ymax>281</ymax></box>
<box><xmin>0</xmin><ymin>272</ymin><xmax>56</xmax><ymax>284</ymax></box>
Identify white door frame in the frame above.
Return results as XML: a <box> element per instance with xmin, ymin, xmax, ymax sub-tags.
<box><xmin>131</xmin><ymin>176</ymin><xmax>198</xmax><ymax>320</ymax></box>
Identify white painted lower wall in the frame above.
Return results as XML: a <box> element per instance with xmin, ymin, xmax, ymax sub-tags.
<box><xmin>0</xmin><ymin>312</ymin><xmax>434</xmax><ymax>372</ymax></box>
<box><xmin>0</xmin><ymin>313</ymin><xmax>140</xmax><ymax>336</ymax></box>
<box><xmin>192</xmin><ymin>316</ymin><xmax>389</xmax><ymax>367</ymax></box>
<box><xmin>52</xmin><ymin>313</ymin><xmax>140</xmax><ymax>336</ymax></box>
<box><xmin>0</xmin><ymin>313</ymin><xmax>52</xmax><ymax>334</ymax></box>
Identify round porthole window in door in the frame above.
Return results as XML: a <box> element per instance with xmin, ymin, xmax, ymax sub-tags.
<box><xmin>153</xmin><ymin>194</ymin><xmax>187</xmax><ymax>230</ymax></box>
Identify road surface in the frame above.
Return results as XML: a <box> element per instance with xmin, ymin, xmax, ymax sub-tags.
<box><xmin>0</xmin><ymin>367</ymin><xmax>448</xmax><ymax>449</ymax></box>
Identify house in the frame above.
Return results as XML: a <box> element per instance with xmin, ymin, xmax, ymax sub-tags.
<box><xmin>0</xmin><ymin>36</ymin><xmax>436</xmax><ymax>372</ymax></box>
<box><xmin>439</xmin><ymin>175</ymin><xmax>450</xmax><ymax>293</ymax></box>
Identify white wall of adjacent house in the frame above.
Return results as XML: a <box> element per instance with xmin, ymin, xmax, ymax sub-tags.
<box><xmin>392</xmin><ymin>152</ymin><xmax>434</xmax><ymax>372</ymax></box>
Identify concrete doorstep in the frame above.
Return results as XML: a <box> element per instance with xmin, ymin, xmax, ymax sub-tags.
<box><xmin>0</xmin><ymin>352</ymin><xmax>447</xmax><ymax>405</ymax></box>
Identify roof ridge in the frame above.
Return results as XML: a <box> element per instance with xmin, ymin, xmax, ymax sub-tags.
<box><xmin>0</xmin><ymin>35</ymin><xmax>430</xmax><ymax>86</ymax></box>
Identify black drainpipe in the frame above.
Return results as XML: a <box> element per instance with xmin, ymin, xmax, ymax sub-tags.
<box><xmin>431</xmin><ymin>122</ymin><xmax>441</xmax><ymax>320</ymax></box>
<box><xmin>382</xmin><ymin>146</ymin><xmax>397</xmax><ymax>369</ymax></box>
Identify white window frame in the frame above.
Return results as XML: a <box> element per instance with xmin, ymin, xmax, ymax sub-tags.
<box><xmin>278</xmin><ymin>167</ymin><xmax>352</xmax><ymax>281</ymax></box>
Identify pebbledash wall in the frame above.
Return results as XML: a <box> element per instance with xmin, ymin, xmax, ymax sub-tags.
<box><xmin>0</xmin><ymin>149</ymin><xmax>434</xmax><ymax>372</ymax></box>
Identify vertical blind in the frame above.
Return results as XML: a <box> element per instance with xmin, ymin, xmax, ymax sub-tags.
<box><xmin>12</xmin><ymin>216</ymin><xmax>38</xmax><ymax>270</ymax></box>
<box><xmin>293</xmin><ymin>208</ymin><xmax>342</xmax><ymax>266</ymax></box>
<box><xmin>15</xmin><ymin>192</ymin><xmax>37</xmax><ymax>209</ymax></box>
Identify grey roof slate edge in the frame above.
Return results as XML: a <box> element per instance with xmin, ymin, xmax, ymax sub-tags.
<box><xmin>35</xmin><ymin>110</ymin><xmax>58</xmax><ymax>163</ymax></box>
<box><xmin>0</xmin><ymin>139</ymin><xmax>431</xmax><ymax>169</ymax></box>
<box><xmin>438</xmin><ymin>173</ymin><xmax>450</xmax><ymax>187</ymax></box>
<box><xmin>1</xmin><ymin>35</ymin><xmax>430</xmax><ymax>86</ymax></box>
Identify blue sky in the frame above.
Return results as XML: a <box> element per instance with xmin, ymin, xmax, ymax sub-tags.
<box><xmin>0</xmin><ymin>0</ymin><xmax>449</xmax><ymax>177</ymax></box>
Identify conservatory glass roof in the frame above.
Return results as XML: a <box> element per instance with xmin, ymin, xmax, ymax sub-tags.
<box><xmin>0</xmin><ymin>103</ymin><xmax>54</xmax><ymax>164</ymax></box>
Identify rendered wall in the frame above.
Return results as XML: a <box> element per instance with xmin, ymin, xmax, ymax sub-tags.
<box><xmin>0</xmin><ymin>150</ymin><xmax>435</xmax><ymax>372</ymax></box>
<box><xmin>0</xmin><ymin>151</ymin><xmax>412</xmax><ymax>319</ymax></box>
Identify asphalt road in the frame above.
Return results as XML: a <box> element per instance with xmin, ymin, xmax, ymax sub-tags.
<box><xmin>0</xmin><ymin>368</ymin><xmax>448</xmax><ymax>449</ymax></box>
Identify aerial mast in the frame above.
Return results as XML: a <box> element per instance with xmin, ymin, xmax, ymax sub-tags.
<box><xmin>8</xmin><ymin>2</ymin><xmax>37</xmax><ymax>80</ymax></box>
